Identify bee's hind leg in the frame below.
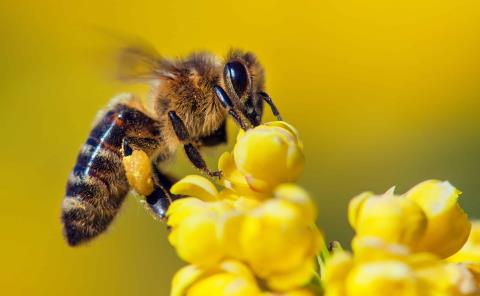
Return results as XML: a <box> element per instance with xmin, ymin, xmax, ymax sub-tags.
<box><xmin>122</xmin><ymin>138</ymin><xmax>176</xmax><ymax>219</ymax></box>
<box><xmin>145</xmin><ymin>164</ymin><xmax>178</xmax><ymax>220</ymax></box>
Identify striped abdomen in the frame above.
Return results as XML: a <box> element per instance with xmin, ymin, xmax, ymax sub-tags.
<box><xmin>62</xmin><ymin>104</ymin><xmax>133</xmax><ymax>246</ymax></box>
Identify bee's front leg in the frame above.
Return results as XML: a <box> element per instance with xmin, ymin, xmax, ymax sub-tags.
<box><xmin>184</xmin><ymin>143</ymin><xmax>222</xmax><ymax>178</ymax></box>
<box><xmin>168</xmin><ymin>111</ymin><xmax>222</xmax><ymax>178</ymax></box>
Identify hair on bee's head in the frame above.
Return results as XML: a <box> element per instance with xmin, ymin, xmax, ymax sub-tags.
<box><xmin>222</xmin><ymin>49</ymin><xmax>265</xmax><ymax>126</ymax></box>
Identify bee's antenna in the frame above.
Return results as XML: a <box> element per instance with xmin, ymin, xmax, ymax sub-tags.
<box><xmin>257</xmin><ymin>91</ymin><xmax>282</xmax><ymax>121</ymax></box>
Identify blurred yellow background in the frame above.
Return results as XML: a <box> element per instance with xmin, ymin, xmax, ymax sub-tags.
<box><xmin>1</xmin><ymin>0</ymin><xmax>480</xmax><ymax>295</ymax></box>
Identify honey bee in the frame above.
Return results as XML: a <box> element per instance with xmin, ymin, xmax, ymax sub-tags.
<box><xmin>61</xmin><ymin>46</ymin><xmax>281</xmax><ymax>246</ymax></box>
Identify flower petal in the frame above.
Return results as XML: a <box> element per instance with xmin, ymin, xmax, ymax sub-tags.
<box><xmin>171</xmin><ymin>175</ymin><xmax>219</xmax><ymax>201</ymax></box>
<box><xmin>405</xmin><ymin>180</ymin><xmax>471</xmax><ymax>258</ymax></box>
<box><xmin>449</xmin><ymin>220</ymin><xmax>480</xmax><ymax>263</ymax></box>
<box><xmin>171</xmin><ymin>265</ymin><xmax>205</xmax><ymax>296</ymax></box>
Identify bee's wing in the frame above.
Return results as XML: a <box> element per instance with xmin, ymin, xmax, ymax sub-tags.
<box><xmin>116</xmin><ymin>43</ymin><xmax>166</xmax><ymax>82</ymax></box>
<box><xmin>88</xmin><ymin>28</ymin><xmax>178</xmax><ymax>83</ymax></box>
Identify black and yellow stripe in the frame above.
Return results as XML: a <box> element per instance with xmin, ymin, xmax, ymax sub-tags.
<box><xmin>62</xmin><ymin>105</ymin><xmax>131</xmax><ymax>246</ymax></box>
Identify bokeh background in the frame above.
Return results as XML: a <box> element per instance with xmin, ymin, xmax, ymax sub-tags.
<box><xmin>1</xmin><ymin>0</ymin><xmax>480</xmax><ymax>295</ymax></box>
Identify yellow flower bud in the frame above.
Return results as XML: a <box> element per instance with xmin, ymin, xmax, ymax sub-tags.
<box><xmin>122</xmin><ymin>150</ymin><xmax>154</xmax><ymax>196</ymax></box>
<box><xmin>416</xmin><ymin>261</ymin><xmax>480</xmax><ymax>295</ymax></box>
<box><xmin>188</xmin><ymin>271</ymin><xmax>258</xmax><ymax>296</ymax></box>
<box><xmin>274</xmin><ymin>184</ymin><xmax>317</xmax><ymax>223</ymax></box>
<box><xmin>323</xmin><ymin>235</ymin><xmax>480</xmax><ymax>296</ymax></box>
<box><xmin>231</xmin><ymin>195</ymin><xmax>261</xmax><ymax>211</ymax></box>
<box><xmin>353</xmin><ymin>237</ymin><xmax>480</xmax><ymax>295</ymax></box>
<box><xmin>166</xmin><ymin>197</ymin><xmax>209</xmax><ymax>228</ymax></box>
<box><xmin>349</xmin><ymin>189</ymin><xmax>427</xmax><ymax>247</ymax></box>
<box><xmin>218</xmin><ymin>210</ymin><xmax>245</xmax><ymax>258</ymax></box>
<box><xmin>449</xmin><ymin>220</ymin><xmax>480</xmax><ymax>263</ymax></box>
<box><xmin>179</xmin><ymin>260</ymin><xmax>261</xmax><ymax>296</ymax></box>
<box><xmin>405</xmin><ymin>180</ymin><xmax>471</xmax><ymax>258</ymax></box>
<box><xmin>220</xmin><ymin>260</ymin><xmax>259</xmax><ymax>282</ymax></box>
<box><xmin>351</xmin><ymin>237</ymin><xmax>410</xmax><ymax>262</ymax></box>
<box><xmin>165</xmin><ymin>122</ymin><xmax>326</xmax><ymax>294</ymax></box>
<box><xmin>172</xmin><ymin>213</ymin><xmax>224</xmax><ymax>267</ymax></box>
<box><xmin>218</xmin><ymin>151</ymin><xmax>260</xmax><ymax>196</ymax></box>
<box><xmin>167</xmin><ymin>174</ymin><xmax>266</xmax><ymax>268</ymax></box>
<box><xmin>240</xmin><ymin>196</ymin><xmax>320</xmax><ymax>278</ymax></box>
<box><xmin>348</xmin><ymin>192</ymin><xmax>372</xmax><ymax>229</ymax></box>
<box><xmin>264</xmin><ymin>121</ymin><xmax>303</xmax><ymax>149</ymax></box>
<box><xmin>323</xmin><ymin>251</ymin><xmax>354</xmax><ymax>296</ymax></box>
<box><xmin>346</xmin><ymin>261</ymin><xmax>420</xmax><ymax>296</ymax></box>
<box><xmin>266</xmin><ymin>259</ymin><xmax>316</xmax><ymax>292</ymax></box>
<box><xmin>233</xmin><ymin>122</ymin><xmax>305</xmax><ymax>193</ymax></box>
<box><xmin>167</xmin><ymin>195</ymin><xmax>237</xmax><ymax>267</ymax></box>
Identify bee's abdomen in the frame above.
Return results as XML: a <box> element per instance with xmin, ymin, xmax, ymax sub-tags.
<box><xmin>62</xmin><ymin>106</ymin><xmax>130</xmax><ymax>246</ymax></box>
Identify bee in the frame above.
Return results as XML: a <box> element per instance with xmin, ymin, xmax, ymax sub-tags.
<box><xmin>61</xmin><ymin>46</ymin><xmax>282</xmax><ymax>246</ymax></box>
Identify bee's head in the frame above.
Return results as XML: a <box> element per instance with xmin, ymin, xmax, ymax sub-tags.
<box><xmin>221</xmin><ymin>50</ymin><xmax>265</xmax><ymax>126</ymax></box>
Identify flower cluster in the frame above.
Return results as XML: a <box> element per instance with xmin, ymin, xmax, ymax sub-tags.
<box><xmin>324</xmin><ymin>181</ymin><xmax>479</xmax><ymax>295</ymax></box>
<box><xmin>348</xmin><ymin>180</ymin><xmax>471</xmax><ymax>258</ymax></box>
<box><xmin>122</xmin><ymin>121</ymin><xmax>480</xmax><ymax>296</ymax></box>
<box><xmin>324</xmin><ymin>237</ymin><xmax>479</xmax><ymax>296</ymax></box>
<box><xmin>167</xmin><ymin>122</ymin><xmax>323</xmax><ymax>295</ymax></box>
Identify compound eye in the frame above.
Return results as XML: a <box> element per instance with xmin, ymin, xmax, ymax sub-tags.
<box><xmin>225</xmin><ymin>61</ymin><xmax>249</xmax><ymax>96</ymax></box>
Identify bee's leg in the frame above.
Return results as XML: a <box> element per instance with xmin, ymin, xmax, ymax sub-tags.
<box><xmin>168</xmin><ymin>111</ymin><xmax>222</xmax><ymax>178</ymax></box>
<box><xmin>198</xmin><ymin>120</ymin><xmax>227</xmax><ymax>147</ymax></box>
<box><xmin>213</xmin><ymin>85</ymin><xmax>249</xmax><ymax>130</ymax></box>
<box><xmin>257</xmin><ymin>91</ymin><xmax>282</xmax><ymax>121</ymax></box>
<box><xmin>151</xmin><ymin>161</ymin><xmax>176</xmax><ymax>190</ymax></box>
<box><xmin>184</xmin><ymin>143</ymin><xmax>222</xmax><ymax>178</ymax></box>
<box><xmin>116</xmin><ymin>95</ymin><xmax>163</xmax><ymax>157</ymax></box>
<box><xmin>122</xmin><ymin>136</ymin><xmax>162</xmax><ymax>157</ymax></box>
<box><xmin>145</xmin><ymin>188</ymin><xmax>171</xmax><ymax>219</ymax></box>
<box><xmin>122</xmin><ymin>139</ymin><xmax>175</xmax><ymax>219</ymax></box>
<box><xmin>121</xmin><ymin>135</ymin><xmax>164</xmax><ymax>195</ymax></box>
<box><xmin>122</xmin><ymin>138</ymin><xmax>134</xmax><ymax>156</ymax></box>
<box><xmin>145</xmin><ymin>164</ymin><xmax>178</xmax><ymax>219</ymax></box>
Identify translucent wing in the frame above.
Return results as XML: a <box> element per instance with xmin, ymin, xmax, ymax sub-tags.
<box><xmin>116</xmin><ymin>41</ymin><xmax>164</xmax><ymax>81</ymax></box>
